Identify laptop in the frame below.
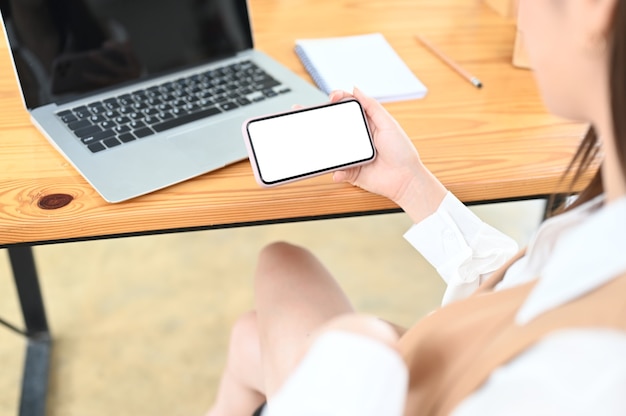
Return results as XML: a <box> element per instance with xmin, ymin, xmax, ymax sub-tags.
<box><xmin>0</xmin><ymin>0</ymin><xmax>327</xmax><ymax>203</ymax></box>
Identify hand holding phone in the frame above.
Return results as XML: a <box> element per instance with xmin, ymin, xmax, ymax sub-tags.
<box><xmin>242</xmin><ymin>99</ymin><xmax>376</xmax><ymax>187</ymax></box>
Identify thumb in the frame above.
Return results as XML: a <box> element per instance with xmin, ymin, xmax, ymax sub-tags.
<box><xmin>333</xmin><ymin>170</ymin><xmax>348</xmax><ymax>183</ymax></box>
<box><xmin>333</xmin><ymin>168</ymin><xmax>360</xmax><ymax>184</ymax></box>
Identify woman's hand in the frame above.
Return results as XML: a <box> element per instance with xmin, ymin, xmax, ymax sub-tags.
<box><xmin>330</xmin><ymin>88</ymin><xmax>447</xmax><ymax>223</ymax></box>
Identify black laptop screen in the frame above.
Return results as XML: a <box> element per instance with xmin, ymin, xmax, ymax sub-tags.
<box><xmin>0</xmin><ymin>0</ymin><xmax>253</xmax><ymax>108</ymax></box>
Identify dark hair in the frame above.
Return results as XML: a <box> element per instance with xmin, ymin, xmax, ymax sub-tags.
<box><xmin>548</xmin><ymin>0</ymin><xmax>626</xmax><ymax>216</ymax></box>
<box><xmin>609</xmin><ymin>0</ymin><xmax>626</xmax><ymax>180</ymax></box>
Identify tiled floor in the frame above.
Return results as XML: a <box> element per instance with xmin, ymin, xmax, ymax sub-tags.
<box><xmin>0</xmin><ymin>200</ymin><xmax>544</xmax><ymax>416</ymax></box>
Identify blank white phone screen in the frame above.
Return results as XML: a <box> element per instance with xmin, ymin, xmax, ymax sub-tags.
<box><xmin>247</xmin><ymin>100</ymin><xmax>374</xmax><ymax>184</ymax></box>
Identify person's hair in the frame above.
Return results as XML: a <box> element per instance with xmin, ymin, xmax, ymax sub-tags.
<box><xmin>548</xmin><ymin>0</ymin><xmax>626</xmax><ymax>216</ymax></box>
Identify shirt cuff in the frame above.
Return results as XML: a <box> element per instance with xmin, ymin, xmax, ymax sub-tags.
<box><xmin>403</xmin><ymin>192</ymin><xmax>518</xmax><ymax>303</ymax></box>
<box><xmin>264</xmin><ymin>331</ymin><xmax>408</xmax><ymax>416</ymax></box>
<box><xmin>403</xmin><ymin>192</ymin><xmax>480</xmax><ymax>282</ymax></box>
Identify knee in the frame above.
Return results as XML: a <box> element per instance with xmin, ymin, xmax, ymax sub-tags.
<box><xmin>255</xmin><ymin>241</ymin><xmax>312</xmax><ymax>283</ymax></box>
<box><xmin>258</xmin><ymin>241</ymin><xmax>309</xmax><ymax>264</ymax></box>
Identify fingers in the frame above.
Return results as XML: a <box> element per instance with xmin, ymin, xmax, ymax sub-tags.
<box><xmin>328</xmin><ymin>89</ymin><xmax>353</xmax><ymax>102</ymax></box>
<box><xmin>292</xmin><ymin>89</ymin><xmax>350</xmax><ymax>110</ymax></box>
<box><xmin>329</xmin><ymin>88</ymin><xmax>397</xmax><ymax>133</ymax></box>
<box><xmin>352</xmin><ymin>87</ymin><xmax>397</xmax><ymax>130</ymax></box>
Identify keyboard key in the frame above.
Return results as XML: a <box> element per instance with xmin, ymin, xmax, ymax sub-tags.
<box><xmin>60</xmin><ymin>113</ymin><xmax>78</xmax><ymax>123</ymax></box>
<box><xmin>100</xmin><ymin>120</ymin><xmax>116</xmax><ymax>130</ymax></box>
<box><xmin>172</xmin><ymin>99</ymin><xmax>187</xmax><ymax>108</ymax></box>
<box><xmin>143</xmin><ymin>116</ymin><xmax>160</xmax><ymax>125</ymax></box>
<box><xmin>214</xmin><ymin>93</ymin><xmax>228</xmax><ymax>103</ymax></box>
<box><xmin>88</xmin><ymin>142</ymin><xmax>106</xmax><ymax>153</ymax></box>
<box><xmin>82</xmin><ymin>129</ymin><xmax>115</xmax><ymax>145</ymax></box>
<box><xmin>134</xmin><ymin>127</ymin><xmax>155</xmax><ymax>138</ymax></box>
<box><xmin>170</xmin><ymin>108</ymin><xmax>187</xmax><ymax>117</ymax></box>
<box><xmin>258</xmin><ymin>77</ymin><xmax>280</xmax><ymax>89</ymax></box>
<box><xmin>129</xmin><ymin>112</ymin><xmax>145</xmax><ymax>120</ymax></box>
<box><xmin>104</xmin><ymin>100</ymin><xmax>120</xmax><ymax>110</ymax></box>
<box><xmin>68</xmin><ymin>119</ymin><xmax>93</xmax><ymax>131</ymax></box>
<box><xmin>129</xmin><ymin>120</ymin><xmax>147</xmax><ymax>129</ymax></box>
<box><xmin>114</xmin><ymin>125</ymin><xmax>131</xmax><ymax>134</ymax></box>
<box><xmin>182</xmin><ymin>103</ymin><xmax>199</xmax><ymax>112</ymax></box>
<box><xmin>103</xmin><ymin>137</ymin><xmax>122</xmax><ymax>148</ymax></box>
<box><xmin>89</xmin><ymin>114</ymin><xmax>107</xmax><ymax>124</ymax></box>
<box><xmin>75</xmin><ymin>109</ymin><xmax>92</xmax><ymax>119</ymax></box>
<box><xmin>119</xmin><ymin>97</ymin><xmax>134</xmax><ymax>106</ymax></box>
<box><xmin>75</xmin><ymin>124</ymin><xmax>102</xmax><ymax>138</ymax></box>
<box><xmin>72</xmin><ymin>105</ymin><xmax>88</xmax><ymax>113</ymax></box>
<box><xmin>219</xmin><ymin>101</ymin><xmax>239</xmax><ymax>111</ymax></box>
<box><xmin>132</xmin><ymin>102</ymin><xmax>149</xmax><ymax>111</ymax></box>
<box><xmin>119</xmin><ymin>133</ymin><xmax>136</xmax><ymax>143</ymax></box>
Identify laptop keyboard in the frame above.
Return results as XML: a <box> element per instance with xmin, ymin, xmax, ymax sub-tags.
<box><xmin>55</xmin><ymin>60</ymin><xmax>291</xmax><ymax>153</ymax></box>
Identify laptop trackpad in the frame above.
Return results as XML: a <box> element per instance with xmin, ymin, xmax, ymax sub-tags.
<box><xmin>167</xmin><ymin>123</ymin><xmax>244</xmax><ymax>169</ymax></box>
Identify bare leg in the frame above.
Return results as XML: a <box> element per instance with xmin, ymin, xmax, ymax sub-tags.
<box><xmin>205</xmin><ymin>311</ymin><xmax>265</xmax><ymax>416</ymax></box>
<box><xmin>206</xmin><ymin>241</ymin><xmax>354</xmax><ymax>415</ymax></box>
<box><xmin>254</xmin><ymin>241</ymin><xmax>355</xmax><ymax>396</ymax></box>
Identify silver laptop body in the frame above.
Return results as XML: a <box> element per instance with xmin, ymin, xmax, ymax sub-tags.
<box><xmin>0</xmin><ymin>0</ymin><xmax>326</xmax><ymax>202</ymax></box>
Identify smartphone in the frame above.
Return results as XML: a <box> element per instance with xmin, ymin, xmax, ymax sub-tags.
<box><xmin>243</xmin><ymin>99</ymin><xmax>376</xmax><ymax>187</ymax></box>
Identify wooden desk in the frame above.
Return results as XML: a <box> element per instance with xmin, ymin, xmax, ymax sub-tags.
<box><xmin>0</xmin><ymin>0</ymin><xmax>591</xmax><ymax>415</ymax></box>
<box><xmin>0</xmin><ymin>0</ymin><xmax>591</xmax><ymax>247</ymax></box>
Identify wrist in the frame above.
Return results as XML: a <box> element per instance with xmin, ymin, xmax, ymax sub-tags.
<box><xmin>393</xmin><ymin>164</ymin><xmax>448</xmax><ymax>224</ymax></box>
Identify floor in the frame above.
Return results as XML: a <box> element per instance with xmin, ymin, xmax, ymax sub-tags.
<box><xmin>0</xmin><ymin>199</ymin><xmax>544</xmax><ymax>416</ymax></box>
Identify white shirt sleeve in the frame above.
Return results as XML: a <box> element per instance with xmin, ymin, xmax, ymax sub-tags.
<box><xmin>404</xmin><ymin>192</ymin><xmax>518</xmax><ymax>305</ymax></box>
<box><xmin>263</xmin><ymin>331</ymin><xmax>408</xmax><ymax>416</ymax></box>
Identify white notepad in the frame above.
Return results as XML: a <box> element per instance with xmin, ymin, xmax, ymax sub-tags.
<box><xmin>295</xmin><ymin>33</ymin><xmax>428</xmax><ymax>102</ymax></box>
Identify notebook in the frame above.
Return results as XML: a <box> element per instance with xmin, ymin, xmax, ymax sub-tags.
<box><xmin>295</xmin><ymin>33</ymin><xmax>428</xmax><ymax>102</ymax></box>
<box><xmin>0</xmin><ymin>0</ymin><xmax>327</xmax><ymax>203</ymax></box>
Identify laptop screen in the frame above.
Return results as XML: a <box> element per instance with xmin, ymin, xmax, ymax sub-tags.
<box><xmin>0</xmin><ymin>0</ymin><xmax>253</xmax><ymax>109</ymax></box>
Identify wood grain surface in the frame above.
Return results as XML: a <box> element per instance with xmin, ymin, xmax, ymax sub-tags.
<box><xmin>0</xmin><ymin>0</ymin><xmax>593</xmax><ymax>245</ymax></box>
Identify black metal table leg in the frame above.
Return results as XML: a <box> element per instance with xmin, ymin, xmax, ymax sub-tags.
<box><xmin>8</xmin><ymin>246</ymin><xmax>51</xmax><ymax>416</ymax></box>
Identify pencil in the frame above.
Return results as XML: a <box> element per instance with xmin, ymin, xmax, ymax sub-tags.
<box><xmin>415</xmin><ymin>34</ymin><xmax>483</xmax><ymax>89</ymax></box>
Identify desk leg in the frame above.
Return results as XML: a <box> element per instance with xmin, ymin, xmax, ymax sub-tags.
<box><xmin>8</xmin><ymin>246</ymin><xmax>51</xmax><ymax>416</ymax></box>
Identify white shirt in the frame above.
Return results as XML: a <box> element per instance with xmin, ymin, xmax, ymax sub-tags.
<box><xmin>264</xmin><ymin>192</ymin><xmax>626</xmax><ymax>416</ymax></box>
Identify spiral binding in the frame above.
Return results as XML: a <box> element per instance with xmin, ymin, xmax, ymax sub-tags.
<box><xmin>295</xmin><ymin>45</ymin><xmax>332</xmax><ymax>94</ymax></box>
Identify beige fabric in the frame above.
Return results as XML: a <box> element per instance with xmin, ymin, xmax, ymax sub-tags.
<box><xmin>398</xmin><ymin>250</ymin><xmax>626</xmax><ymax>415</ymax></box>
